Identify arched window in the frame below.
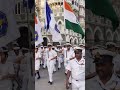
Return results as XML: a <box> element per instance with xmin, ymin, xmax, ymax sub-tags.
<box><xmin>58</xmin><ymin>21</ymin><xmax>62</xmax><ymax>25</ymax></box>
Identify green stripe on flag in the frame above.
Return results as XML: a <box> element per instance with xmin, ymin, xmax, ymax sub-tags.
<box><xmin>65</xmin><ymin>19</ymin><xmax>84</xmax><ymax>38</ymax></box>
<box><xmin>86</xmin><ymin>0</ymin><xmax>119</xmax><ymax>30</ymax></box>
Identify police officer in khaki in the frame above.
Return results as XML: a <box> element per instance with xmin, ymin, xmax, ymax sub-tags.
<box><xmin>66</xmin><ymin>47</ymin><xmax>85</xmax><ymax>90</ymax></box>
<box><xmin>86</xmin><ymin>49</ymin><xmax>120</xmax><ymax>90</ymax></box>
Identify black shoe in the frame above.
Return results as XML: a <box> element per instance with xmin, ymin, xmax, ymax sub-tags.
<box><xmin>65</xmin><ymin>73</ymin><xmax>67</xmax><ymax>75</ymax></box>
<box><xmin>37</xmin><ymin>76</ymin><xmax>40</xmax><ymax>79</ymax></box>
<box><xmin>53</xmin><ymin>71</ymin><xmax>56</xmax><ymax>74</ymax></box>
<box><xmin>50</xmin><ymin>82</ymin><xmax>53</xmax><ymax>85</ymax></box>
<box><xmin>58</xmin><ymin>68</ymin><xmax>59</xmax><ymax>70</ymax></box>
<box><xmin>48</xmin><ymin>81</ymin><xmax>50</xmax><ymax>83</ymax></box>
<box><xmin>69</xmin><ymin>83</ymin><xmax>71</xmax><ymax>85</ymax></box>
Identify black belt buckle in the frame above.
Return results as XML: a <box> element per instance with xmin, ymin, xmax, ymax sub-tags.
<box><xmin>76</xmin><ymin>80</ymin><xmax>79</xmax><ymax>81</ymax></box>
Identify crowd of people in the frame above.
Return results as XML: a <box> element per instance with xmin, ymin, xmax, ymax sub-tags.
<box><xmin>0</xmin><ymin>41</ymin><xmax>34</xmax><ymax>90</ymax></box>
<box><xmin>1</xmin><ymin>41</ymin><xmax>120</xmax><ymax>90</ymax></box>
<box><xmin>86</xmin><ymin>42</ymin><xmax>120</xmax><ymax>90</ymax></box>
<box><xmin>35</xmin><ymin>43</ymin><xmax>85</xmax><ymax>90</ymax></box>
<box><xmin>36</xmin><ymin>41</ymin><xmax>120</xmax><ymax>90</ymax></box>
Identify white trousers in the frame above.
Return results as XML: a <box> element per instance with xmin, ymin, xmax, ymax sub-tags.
<box><xmin>53</xmin><ymin>60</ymin><xmax>56</xmax><ymax>71</ymax></box>
<box><xmin>35</xmin><ymin>60</ymin><xmax>40</xmax><ymax>70</ymax></box>
<box><xmin>72</xmin><ymin>80</ymin><xmax>85</xmax><ymax>90</ymax></box>
<box><xmin>21</xmin><ymin>75</ymin><xmax>29</xmax><ymax>90</ymax></box>
<box><xmin>57</xmin><ymin>57</ymin><xmax>61</xmax><ymax>68</ymax></box>
<box><xmin>47</xmin><ymin>60</ymin><xmax>54</xmax><ymax>82</ymax></box>
<box><xmin>64</xmin><ymin>60</ymin><xmax>69</xmax><ymax>73</ymax></box>
<box><xmin>43</xmin><ymin>58</ymin><xmax>47</xmax><ymax>68</ymax></box>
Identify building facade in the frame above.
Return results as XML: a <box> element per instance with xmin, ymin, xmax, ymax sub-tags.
<box><xmin>14</xmin><ymin>0</ymin><xmax>34</xmax><ymax>48</ymax></box>
<box><xmin>86</xmin><ymin>0</ymin><xmax>120</xmax><ymax>46</ymax></box>
<box><xmin>14</xmin><ymin>0</ymin><xmax>120</xmax><ymax>47</ymax></box>
<box><xmin>36</xmin><ymin>0</ymin><xmax>85</xmax><ymax>45</ymax></box>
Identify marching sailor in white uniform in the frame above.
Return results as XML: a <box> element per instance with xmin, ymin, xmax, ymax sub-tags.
<box><xmin>35</xmin><ymin>46</ymin><xmax>41</xmax><ymax>79</ymax></box>
<box><xmin>0</xmin><ymin>47</ymin><xmax>15</xmax><ymax>90</ymax></box>
<box><xmin>46</xmin><ymin>43</ymin><xmax>57</xmax><ymax>85</ymax></box>
<box><xmin>86</xmin><ymin>49</ymin><xmax>120</xmax><ymax>90</ymax></box>
<box><xmin>66</xmin><ymin>47</ymin><xmax>85</xmax><ymax>90</ymax></box>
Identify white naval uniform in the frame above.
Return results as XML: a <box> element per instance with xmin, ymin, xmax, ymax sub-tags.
<box><xmin>85</xmin><ymin>50</ymin><xmax>95</xmax><ymax>76</ymax></box>
<box><xmin>0</xmin><ymin>62</ymin><xmax>15</xmax><ymax>90</ymax></box>
<box><xmin>57</xmin><ymin>48</ymin><xmax>62</xmax><ymax>69</ymax></box>
<box><xmin>18</xmin><ymin>55</ymin><xmax>27</xmax><ymax>88</ymax></box>
<box><xmin>7</xmin><ymin>50</ymin><xmax>23</xmax><ymax>90</ymax></box>
<box><xmin>113</xmin><ymin>54</ymin><xmax>120</xmax><ymax>75</ymax></box>
<box><xmin>38</xmin><ymin>48</ymin><xmax>43</xmax><ymax>65</ymax></box>
<box><xmin>43</xmin><ymin>49</ymin><xmax>48</xmax><ymax>68</ymax></box>
<box><xmin>53</xmin><ymin>50</ymin><xmax>57</xmax><ymax>72</ymax></box>
<box><xmin>86</xmin><ymin>74</ymin><xmax>120</xmax><ymax>90</ymax></box>
<box><xmin>47</xmin><ymin>49</ymin><xmax>57</xmax><ymax>82</ymax></box>
<box><xmin>64</xmin><ymin>49</ymin><xmax>75</xmax><ymax>72</ymax></box>
<box><xmin>82</xmin><ymin>48</ymin><xmax>85</xmax><ymax>58</ymax></box>
<box><xmin>21</xmin><ymin>52</ymin><xmax>34</xmax><ymax>90</ymax></box>
<box><xmin>27</xmin><ymin>53</ymin><xmax>35</xmax><ymax>90</ymax></box>
<box><xmin>35</xmin><ymin>52</ymin><xmax>41</xmax><ymax>71</ymax></box>
<box><xmin>66</xmin><ymin>58</ymin><xmax>85</xmax><ymax>90</ymax></box>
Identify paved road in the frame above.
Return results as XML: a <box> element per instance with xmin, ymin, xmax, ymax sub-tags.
<box><xmin>35</xmin><ymin>64</ymin><xmax>71</xmax><ymax>90</ymax></box>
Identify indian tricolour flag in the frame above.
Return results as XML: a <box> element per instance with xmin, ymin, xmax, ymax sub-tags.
<box><xmin>64</xmin><ymin>0</ymin><xmax>84</xmax><ymax>38</ymax></box>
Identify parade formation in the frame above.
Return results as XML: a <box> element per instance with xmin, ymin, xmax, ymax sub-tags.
<box><xmin>0</xmin><ymin>0</ymin><xmax>120</xmax><ymax>90</ymax></box>
<box><xmin>0</xmin><ymin>41</ymin><xmax>35</xmax><ymax>90</ymax></box>
<box><xmin>0</xmin><ymin>41</ymin><xmax>120</xmax><ymax>90</ymax></box>
<box><xmin>35</xmin><ymin>42</ymin><xmax>85</xmax><ymax>90</ymax></box>
<box><xmin>35</xmin><ymin>42</ymin><xmax>120</xmax><ymax>90</ymax></box>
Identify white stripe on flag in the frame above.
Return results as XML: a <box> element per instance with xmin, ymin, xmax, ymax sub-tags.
<box><xmin>35</xmin><ymin>16</ymin><xmax>43</xmax><ymax>46</ymax></box>
<box><xmin>49</xmin><ymin>14</ymin><xmax>63</xmax><ymax>42</ymax></box>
